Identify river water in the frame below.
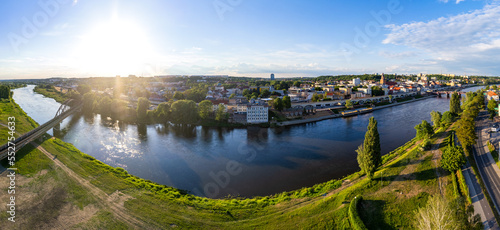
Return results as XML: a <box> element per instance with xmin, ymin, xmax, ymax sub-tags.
<box><xmin>12</xmin><ymin>85</ymin><xmax>484</xmax><ymax>198</ymax></box>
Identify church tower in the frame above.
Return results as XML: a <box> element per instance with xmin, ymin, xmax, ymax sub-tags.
<box><xmin>380</xmin><ymin>73</ymin><xmax>385</xmax><ymax>85</ymax></box>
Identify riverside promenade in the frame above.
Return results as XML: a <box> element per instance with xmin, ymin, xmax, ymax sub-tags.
<box><xmin>277</xmin><ymin>95</ymin><xmax>436</xmax><ymax>127</ymax></box>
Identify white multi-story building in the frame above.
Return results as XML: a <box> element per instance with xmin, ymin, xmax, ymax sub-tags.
<box><xmin>352</xmin><ymin>78</ymin><xmax>361</xmax><ymax>86</ymax></box>
<box><xmin>357</xmin><ymin>87</ymin><xmax>371</xmax><ymax>96</ymax></box>
<box><xmin>246</xmin><ymin>105</ymin><xmax>269</xmax><ymax>123</ymax></box>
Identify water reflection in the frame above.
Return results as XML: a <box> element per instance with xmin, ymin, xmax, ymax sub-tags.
<box><xmin>137</xmin><ymin>124</ymin><xmax>148</xmax><ymax>141</ymax></box>
<box><xmin>154</xmin><ymin>124</ymin><xmax>169</xmax><ymax>136</ymax></box>
<box><xmin>171</xmin><ymin>125</ymin><xmax>197</xmax><ymax>139</ymax></box>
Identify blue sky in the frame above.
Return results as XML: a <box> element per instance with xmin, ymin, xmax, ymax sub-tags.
<box><xmin>0</xmin><ymin>0</ymin><xmax>498</xmax><ymax>79</ymax></box>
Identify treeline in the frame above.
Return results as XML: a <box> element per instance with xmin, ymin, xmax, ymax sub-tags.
<box><xmin>414</xmin><ymin>90</ymin><xmax>484</xmax><ymax>229</ymax></box>
<box><xmin>82</xmin><ymin>92</ymin><xmax>229</xmax><ymax>125</ymax></box>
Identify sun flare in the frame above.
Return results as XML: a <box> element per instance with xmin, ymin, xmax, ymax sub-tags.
<box><xmin>74</xmin><ymin>19</ymin><xmax>153</xmax><ymax>76</ymax></box>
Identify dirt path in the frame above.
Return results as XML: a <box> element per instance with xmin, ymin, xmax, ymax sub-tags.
<box><xmin>430</xmin><ymin>131</ymin><xmax>450</xmax><ymax>196</ymax></box>
<box><xmin>32</xmin><ymin>143</ymin><xmax>145</xmax><ymax>229</ymax></box>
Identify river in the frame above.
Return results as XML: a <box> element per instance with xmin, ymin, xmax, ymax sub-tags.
<box><xmin>12</xmin><ymin>85</ymin><xmax>484</xmax><ymax>198</ymax></box>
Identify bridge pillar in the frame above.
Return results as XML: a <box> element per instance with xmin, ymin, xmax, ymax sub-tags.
<box><xmin>53</xmin><ymin>123</ymin><xmax>61</xmax><ymax>137</ymax></box>
<box><xmin>446</xmin><ymin>93</ymin><xmax>450</xmax><ymax>98</ymax></box>
<box><xmin>437</xmin><ymin>93</ymin><xmax>441</xmax><ymax>98</ymax></box>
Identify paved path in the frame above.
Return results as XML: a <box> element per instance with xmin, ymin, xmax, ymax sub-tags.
<box><xmin>471</xmin><ymin>111</ymin><xmax>500</xmax><ymax>229</ymax></box>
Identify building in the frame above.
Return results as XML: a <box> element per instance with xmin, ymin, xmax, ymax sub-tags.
<box><xmin>270</xmin><ymin>73</ymin><xmax>275</xmax><ymax>80</ymax></box>
<box><xmin>246</xmin><ymin>105</ymin><xmax>269</xmax><ymax>123</ymax></box>
<box><xmin>488</xmin><ymin>91</ymin><xmax>499</xmax><ymax>101</ymax></box>
<box><xmin>380</xmin><ymin>73</ymin><xmax>385</xmax><ymax>85</ymax></box>
<box><xmin>352</xmin><ymin>78</ymin><xmax>361</xmax><ymax>86</ymax></box>
<box><xmin>357</xmin><ymin>87</ymin><xmax>371</xmax><ymax>96</ymax></box>
<box><xmin>237</xmin><ymin>104</ymin><xmax>248</xmax><ymax>113</ymax></box>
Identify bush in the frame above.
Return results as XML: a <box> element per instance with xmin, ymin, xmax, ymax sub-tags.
<box><xmin>420</xmin><ymin>139</ymin><xmax>432</xmax><ymax>151</ymax></box>
<box><xmin>457</xmin><ymin>169</ymin><xmax>472</xmax><ymax>204</ymax></box>
<box><xmin>349</xmin><ymin>196</ymin><xmax>368</xmax><ymax>230</ymax></box>
<box><xmin>451</xmin><ymin>171</ymin><xmax>459</xmax><ymax>198</ymax></box>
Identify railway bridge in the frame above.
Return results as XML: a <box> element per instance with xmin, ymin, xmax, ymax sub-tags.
<box><xmin>0</xmin><ymin>99</ymin><xmax>82</xmax><ymax>160</ymax></box>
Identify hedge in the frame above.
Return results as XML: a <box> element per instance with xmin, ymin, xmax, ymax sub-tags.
<box><xmin>349</xmin><ymin>196</ymin><xmax>368</xmax><ymax>230</ymax></box>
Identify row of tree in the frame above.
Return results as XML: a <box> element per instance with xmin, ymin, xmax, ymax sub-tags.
<box><xmin>82</xmin><ymin>92</ymin><xmax>229</xmax><ymax>125</ymax></box>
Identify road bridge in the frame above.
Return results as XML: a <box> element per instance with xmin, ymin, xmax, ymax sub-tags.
<box><xmin>0</xmin><ymin>99</ymin><xmax>82</xmax><ymax>160</ymax></box>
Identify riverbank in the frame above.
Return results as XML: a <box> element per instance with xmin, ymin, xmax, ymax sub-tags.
<box><xmin>0</xmin><ymin>96</ymin><xmax>463</xmax><ymax>229</ymax></box>
<box><xmin>278</xmin><ymin>95</ymin><xmax>437</xmax><ymax>126</ymax></box>
<box><xmin>33</xmin><ymin>85</ymin><xmax>69</xmax><ymax>103</ymax></box>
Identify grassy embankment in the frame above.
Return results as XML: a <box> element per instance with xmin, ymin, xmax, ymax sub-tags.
<box><xmin>0</xmin><ymin>96</ymin><xmax>470</xmax><ymax>229</ymax></box>
<box><xmin>33</xmin><ymin>85</ymin><xmax>69</xmax><ymax>103</ymax></box>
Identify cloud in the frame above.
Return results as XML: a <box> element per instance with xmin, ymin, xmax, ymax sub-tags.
<box><xmin>439</xmin><ymin>0</ymin><xmax>465</xmax><ymax>3</ymax></box>
<box><xmin>379</xmin><ymin>51</ymin><xmax>419</xmax><ymax>59</ymax></box>
<box><xmin>382</xmin><ymin>1</ymin><xmax>500</xmax><ymax>75</ymax></box>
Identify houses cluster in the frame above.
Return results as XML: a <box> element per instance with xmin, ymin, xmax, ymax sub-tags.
<box><xmin>285</xmin><ymin>74</ymin><xmax>455</xmax><ymax>103</ymax></box>
<box><xmin>50</xmin><ymin>73</ymin><xmax>473</xmax><ymax>125</ymax></box>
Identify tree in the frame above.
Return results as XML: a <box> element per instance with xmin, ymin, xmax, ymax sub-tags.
<box><xmin>415</xmin><ymin>120</ymin><xmax>434</xmax><ymax>140</ymax></box>
<box><xmin>283</xmin><ymin>96</ymin><xmax>291</xmax><ymax>109</ymax></box>
<box><xmin>293</xmin><ymin>81</ymin><xmax>301</xmax><ymax>87</ymax></box>
<box><xmin>229</xmin><ymin>93</ymin><xmax>236</xmax><ymax>99</ymax></box>
<box><xmin>345</xmin><ymin>100</ymin><xmax>353</xmax><ymax>109</ymax></box>
<box><xmin>414</xmin><ymin>196</ymin><xmax>456</xmax><ymax>230</ymax></box>
<box><xmin>136</xmin><ymin>97</ymin><xmax>150</xmax><ymax>122</ymax></box>
<box><xmin>110</xmin><ymin>99</ymin><xmax>127</xmax><ymax>120</ymax></box>
<box><xmin>450</xmin><ymin>92</ymin><xmax>461</xmax><ymax>116</ymax></box>
<box><xmin>371</xmin><ymin>86</ymin><xmax>384</xmax><ymax>96</ymax></box>
<box><xmin>154</xmin><ymin>102</ymin><xmax>171</xmax><ymax>123</ymax></box>
<box><xmin>171</xmin><ymin>100</ymin><xmax>198</xmax><ymax>125</ymax></box>
<box><xmin>82</xmin><ymin>92</ymin><xmax>96</xmax><ymax>115</ymax></box>
<box><xmin>441</xmin><ymin>145</ymin><xmax>466</xmax><ymax>172</ymax></box>
<box><xmin>215</xmin><ymin>104</ymin><xmax>227</xmax><ymax>122</ymax></box>
<box><xmin>388</xmin><ymin>95</ymin><xmax>393</xmax><ymax>103</ymax></box>
<box><xmin>260</xmin><ymin>89</ymin><xmax>271</xmax><ymax>98</ymax></box>
<box><xmin>311</xmin><ymin>93</ymin><xmax>320</xmax><ymax>102</ymax></box>
<box><xmin>487</xmin><ymin>99</ymin><xmax>497</xmax><ymax>119</ymax></box>
<box><xmin>273</xmin><ymin>98</ymin><xmax>284</xmax><ymax>111</ymax></box>
<box><xmin>456</xmin><ymin>115</ymin><xmax>477</xmax><ymax>148</ymax></box>
<box><xmin>98</xmin><ymin>96</ymin><xmax>112</xmax><ymax>119</ymax></box>
<box><xmin>441</xmin><ymin>111</ymin><xmax>454</xmax><ymax>125</ymax></box>
<box><xmin>242</xmin><ymin>89</ymin><xmax>250</xmax><ymax>97</ymax></box>
<box><xmin>430</xmin><ymin>111</ymin><xmax>442</xmax><ymax>128</ymax></box>
<box><xmin>77</xmin><ymin>84</ymin><xmax>91</xmax><ymax>95</ymax></box>
<box><xmin>0</xmin><ymin>85</ymin><xmax>11</xmax><ymax>99</ymax></box>
<box><xmin>198</xmin><ymin>100</ymin><xmax>213</xmax><ymax>120</ymax></box>
<box><xmin>173</xmin><ymin>91</ymin><xmax>184</xmax><ymax>100</ymax></box>
<box><xmin>356</xmin><ymin>117</ymin><xmax>381</xmax><ymax>179</ymax></box>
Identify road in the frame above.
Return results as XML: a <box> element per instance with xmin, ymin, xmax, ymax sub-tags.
<box><xmin>472</xmin><ymin>111</ymin><xmax>500</xmax><ymax>229</ymax></box>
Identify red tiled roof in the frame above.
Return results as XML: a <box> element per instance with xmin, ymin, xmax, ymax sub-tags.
<box><xmin>488</xmin><ymin>91</ymin><xmax>498</xmax><ymax>96</ymax></box>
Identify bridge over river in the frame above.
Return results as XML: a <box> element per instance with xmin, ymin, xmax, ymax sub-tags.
<box><xmin>0</xmin><ymin>99</ymin><xmax>82</xmax><ymax>160</ymax></box>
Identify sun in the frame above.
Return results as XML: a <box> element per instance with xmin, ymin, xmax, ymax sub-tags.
<box><xmin>74</xmin><ymin>19</ymin><xmax>154</xmax><ymax>76</ymax></box>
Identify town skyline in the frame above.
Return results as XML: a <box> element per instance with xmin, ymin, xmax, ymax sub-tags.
<box><xmin>1</xmin><ymin>0</ymin><xmax>500</xmax><ymax>79</ymax></box>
